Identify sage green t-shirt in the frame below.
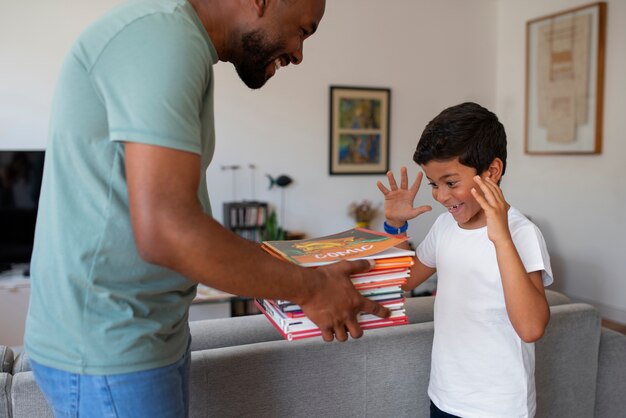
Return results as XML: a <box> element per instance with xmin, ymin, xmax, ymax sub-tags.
<box><xmin>25</xmin><ymin>0</ymin><xmax>218</xmax><ymax>375</ymax></box>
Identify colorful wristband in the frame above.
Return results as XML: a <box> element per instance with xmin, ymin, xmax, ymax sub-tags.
<box><xmin>384</xmin><ymin>220</ymin><xmax>408</xmax><ymax>235</ymax></box>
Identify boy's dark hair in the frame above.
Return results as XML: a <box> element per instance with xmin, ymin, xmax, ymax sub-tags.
<box><xmin>413</xmin><ymin>102</ymin><xmax>507</xmax><ymax>176</ymax></box>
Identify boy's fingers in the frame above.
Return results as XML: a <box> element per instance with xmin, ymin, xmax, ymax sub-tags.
<box><xmin>471</xmin><ymin>187</ymin><xmax>490</xmax><ymax>210</ymax></box>
<box><xmin>377</xmin><ymin>181</ymin><xmax>390</xmax><ymax>195</ymax></box>
<box><xmin>485</xmin><ymin>177</ymin><xmax>506</xmax><ymax>201</ymax></box>
<box><xmin>410</xmin><ymin>172</ymin><xmax>423</xmax><ymax>193</ymax></box>
<box><xmin>473</xmin><ymin>176</ymin><xmax>497</xmax><ymax>206</ymax></box>
<box><xmin>412</xmin><ymin>205</ymin><xmax>432</xmax><ymax>218</ymax></box>
<box><xmin>386</xmin><ymin>171</ymin><xmax>398</xmax><ymax>190</ymax></box>
<box><xmin>400</xmin><ymin>166</ymin><xmax>408</xmax><ymax>189</ymax></box>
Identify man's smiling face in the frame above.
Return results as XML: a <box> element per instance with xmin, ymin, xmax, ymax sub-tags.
<box><xmin>234</xmin><ymin>0</ymin><xmax>325</xmax><ymax>89</ymax></box>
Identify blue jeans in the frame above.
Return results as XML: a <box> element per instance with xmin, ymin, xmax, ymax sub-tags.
<box><xmin>30</xmin><ymin>344</ymin><xmax>191</xmax><ymax>418</ymax></box>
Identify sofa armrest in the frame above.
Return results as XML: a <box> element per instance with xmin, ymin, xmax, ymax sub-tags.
<box><xmin>0</xmin><ymin>346</ymin><xmax>14</xmax><ymax>373</ymax></box>
<box><xmin>544</xmin><ymin>289</ymin><xmax>571</xmax><ymax>306</ymax></box>
<box><xmin>594</xmin><ymin>327</ymin><xmax>626</xmax><ymax>418</ymax></box>
<box><xmin>12</xmin><ymin>353</ymin><xmax>31</xmax><ymax>374</ymax></box>
<box><xmin>189</xmin><ymin>314</ymin><xmax>283</xmax><ymax>351</ymax></box>
<box><xmin>1</xmin><ymin>373</ymin><xmax>11</xmax><ymax>418</ymax></box>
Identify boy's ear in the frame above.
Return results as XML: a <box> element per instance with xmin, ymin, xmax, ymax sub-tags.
<box><xmin>485</xmin><ymin>158</ymin><xmax>503</xmax><ymax>182</ymax></box>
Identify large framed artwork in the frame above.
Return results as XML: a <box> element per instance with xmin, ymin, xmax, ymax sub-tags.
<box><xmin>329</xmin><ymin>86</ymin><xmax>390</xmax><ymax>175</ymax></box>
<box><xmin>525</xmin><ymin>2</ymin><xmax>606</xmax><ymax>155</ymax></box>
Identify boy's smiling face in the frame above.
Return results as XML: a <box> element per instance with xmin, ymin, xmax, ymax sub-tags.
<box><xmin>421</xmin><ymin>158</ymin><xmax>488</xmax><ymax>230</ymax></box>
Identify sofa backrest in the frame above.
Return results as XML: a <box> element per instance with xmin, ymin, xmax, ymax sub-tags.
<box><xmin>535</xmin><ymin>303</ymin><xmax>601</xmax><ymax>418</ymax></box>
<box><xmin>189</xmin><ymin>290</ymin><xmax>570</xmax><ymax>352</ymax></box>
<box><xmin>189</xmin><ymin>321</ymin><xmax>435</xmax><ymax>418</ymax></box>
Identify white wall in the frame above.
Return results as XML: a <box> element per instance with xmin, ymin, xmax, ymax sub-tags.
<box><xmin>208</xmin><ymin>0</ymin><xmax>497</xmax><ymax>241</ymax></box>
<box><xmin>2</xmin><ymin>0</ymin><xmax>624</xmax><ymax>322</ymax></box>
<box><xmin>1</xmin><ymin>0</ymin><xmax>496</xmax><ymax>243</ymax></box>
<box><xmin>496</xmin><ymin>0</ymin><xmax>626</xmax><ymax>322</ymax></box>
<box><xmin>0</xmin><ymin>1</ymin><xmax>125</xmax><ymax>149</ymax></box>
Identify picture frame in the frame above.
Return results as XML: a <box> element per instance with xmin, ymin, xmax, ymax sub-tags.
<box><xmin>329</xmin><ymin>86</ymin><xmax>390</xmax><ymax>174</ymax></box>
<box><xmin>525</xmin><ymin>2</ymin><xmax>606</xmax><ymax>155</ymax></box>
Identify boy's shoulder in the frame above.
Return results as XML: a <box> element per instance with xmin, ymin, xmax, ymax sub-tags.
<box><xmin>507</xmin><ymin>207</ymin><xmax>539</xmax><ymax>232</ymax></box>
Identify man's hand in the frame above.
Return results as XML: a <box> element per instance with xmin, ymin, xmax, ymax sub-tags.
<box><xmin>376</xmin><ymin>167</ymin><xmax>432</xmax><ymax>227</ymax></box>
<box><xmin>298</xmin><ymin>259</ymin><xmax>390</xmax><ymax>342</ymax></box>
<box><xmin>471</xmin><ymin>176</ymin><xmax>511</xmax><ymax>244</ymax></box>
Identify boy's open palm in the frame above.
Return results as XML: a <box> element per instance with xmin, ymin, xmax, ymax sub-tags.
<box><xmin>377</xmin><ymin>167</ymin><xmax>432</xmax><ymax>224</ymax></box>
<box><xmin>471</xmin><ymin>176</ymin><xmax>511</xmax><ymax>243</ymax></box>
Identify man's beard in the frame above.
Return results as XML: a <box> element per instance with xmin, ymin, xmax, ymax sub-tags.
<box><xmin>235</xmin><ymin>29</ymin><xmax>283</xmax><ymax>89</ymax></box>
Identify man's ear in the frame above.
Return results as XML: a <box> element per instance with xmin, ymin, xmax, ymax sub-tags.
<box><xmin>253</xmin><ymin>0</ymin><xmax>266</xmax><ymax>17</ymax></box>
<box><xmin>485</xmin><ymin>158</ymin><xmax>503</xmax><ymax>183</ymax></box>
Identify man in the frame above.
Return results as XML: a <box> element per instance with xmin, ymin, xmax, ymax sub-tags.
<box><xmin>25</xmin><ymin>0</ymin><xmax>389</xmax><ymax>416</ymax></box>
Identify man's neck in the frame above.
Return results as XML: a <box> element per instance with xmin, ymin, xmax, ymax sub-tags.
<box><xmin>187</xmin><ymin>0</ymin><xmax>235</xmax><ymax>61</ymax></box>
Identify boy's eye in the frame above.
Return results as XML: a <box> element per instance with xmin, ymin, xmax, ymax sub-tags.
<box><xmin>428</xmin><ymin>182</ymin><xmax>438</xmax><ymax>189</ymax></box>
<box><xmin>446</xmin><ymin>181</ymin><xmax>458</xmax><ymax>188</ymax></box>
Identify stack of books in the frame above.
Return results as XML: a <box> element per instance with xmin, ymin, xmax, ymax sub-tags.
<box><xmin>256</xmin><ymin>228</ymin><xmax>415</xmax><ymax>341</ymax></box>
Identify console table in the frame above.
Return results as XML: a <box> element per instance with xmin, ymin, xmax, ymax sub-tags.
<box><xmin>0</xmin><ymin>264</ymin><xmax>31</xmax><ymax>349</ymax></box>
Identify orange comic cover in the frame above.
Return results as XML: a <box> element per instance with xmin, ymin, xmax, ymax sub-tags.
<box><xmin>261</xmin><ymin>228</ymin><xmax>410</xmax><ymax>267</ymax></box>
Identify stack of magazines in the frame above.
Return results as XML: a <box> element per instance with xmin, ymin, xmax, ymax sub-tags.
<box><xmin>256</xmin><ymin>228</ymin><xmax>415</xmax><ymax>341</ymax></box>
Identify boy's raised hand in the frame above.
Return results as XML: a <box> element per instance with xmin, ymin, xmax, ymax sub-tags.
<box><xmin>471</xmin><ymin>176</ymin><xmax>512</xmax><ymax>244</ymax></box>
<box><xmin>376</xmin><ymin>167</ymin><xmax>432</xmax><ymax>225</ymax></box>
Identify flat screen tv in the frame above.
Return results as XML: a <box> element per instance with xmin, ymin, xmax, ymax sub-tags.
<box><xmin>0</xmin><ymin>150</ymin><xmax>45</xmax><ymax>271</ymax></box>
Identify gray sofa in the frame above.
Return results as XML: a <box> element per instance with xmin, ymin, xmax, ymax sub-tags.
<box><xmin>2</xmin><ymin>290</ymin><xmax>625</xmax><ymax>418</ymax></box>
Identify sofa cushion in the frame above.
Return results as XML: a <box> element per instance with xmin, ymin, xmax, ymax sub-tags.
<box><xmin>189</xmin><ymin>322</ymin><xmax>434</xmax><ymax>418</ymax></box>
<box><xmin>535</xmin><ymin>303</ymin><xmax>601</xmax><ymax>418</ymax></box>
<box><xmin>0</xmin><ymin>346</ymin><xmax>14</xmax><ymax>373</ymax></box>
<box><xmin>594</xmin><ymin>328</ymin><xmax>626</xmax><ymax>418</ymax></box>
<box><xmin>1</xmin><ymin>373</ymin><xmax>12</xmax><ymax>418</ymax></box>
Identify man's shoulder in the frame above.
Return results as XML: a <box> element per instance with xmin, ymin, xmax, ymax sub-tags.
<box><xmin>75</xmin><ymin>0</ymin><xmax>210</xmax><ymax>70</ymax></box>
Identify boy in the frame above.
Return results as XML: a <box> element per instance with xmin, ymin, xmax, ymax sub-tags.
<box><xmin>377</xmin><ymin>102</ymin><xmax>553</xmax><ymax>418</ymax></box>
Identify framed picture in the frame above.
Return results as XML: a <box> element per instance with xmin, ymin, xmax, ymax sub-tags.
<box><xmin>525</xmin><ymin>2</ymin><xmax>606</xmax><ymax>155</ymax></box>
<box><xmin>329</xmin><ymin>86</ymin><xmax>390</xmax><ymax>174</ymax></box>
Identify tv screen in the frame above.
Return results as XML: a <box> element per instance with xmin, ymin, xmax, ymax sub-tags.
<box><xmin>0</xmin><ymin>150</ymin><xmax>45</xmax><ymax>268</ymax></box>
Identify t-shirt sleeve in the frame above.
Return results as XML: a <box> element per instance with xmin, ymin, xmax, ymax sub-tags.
<box><xmin>89</xmin><ymin>15</ymin><xmax>210</xmax><ymax>154</ymax></box>
<box><xmin>512</xmin><ymin>223</ymin><xmax>554</xmax><ymax>287</ymax></box>
<box><xmin>416</xmin><ymin>217</ymin><xmax>440</xmax><ymax>269</ymax></box>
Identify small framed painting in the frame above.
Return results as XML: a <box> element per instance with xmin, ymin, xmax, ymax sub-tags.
<box><xmin>525</xmin><ymin>2</ymin><xmax>606</xmax><ymax>154</ymax></box>
<box><xmin>329</xmin><ymin>86</ymin><xmax>390</xmax><ymax>174</ymax></box>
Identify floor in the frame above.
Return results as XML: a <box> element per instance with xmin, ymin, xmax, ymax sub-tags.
<box><xmin>602</xmin><ymin>319</ymin><xmax>626</xmax><ymax>336</ymax></box>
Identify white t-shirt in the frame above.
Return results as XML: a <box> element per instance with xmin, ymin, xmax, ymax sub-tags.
<box><xmin>417</xmin><ymin>207</ymin><xmax>553</xmax><ymax>418</ymax></box>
